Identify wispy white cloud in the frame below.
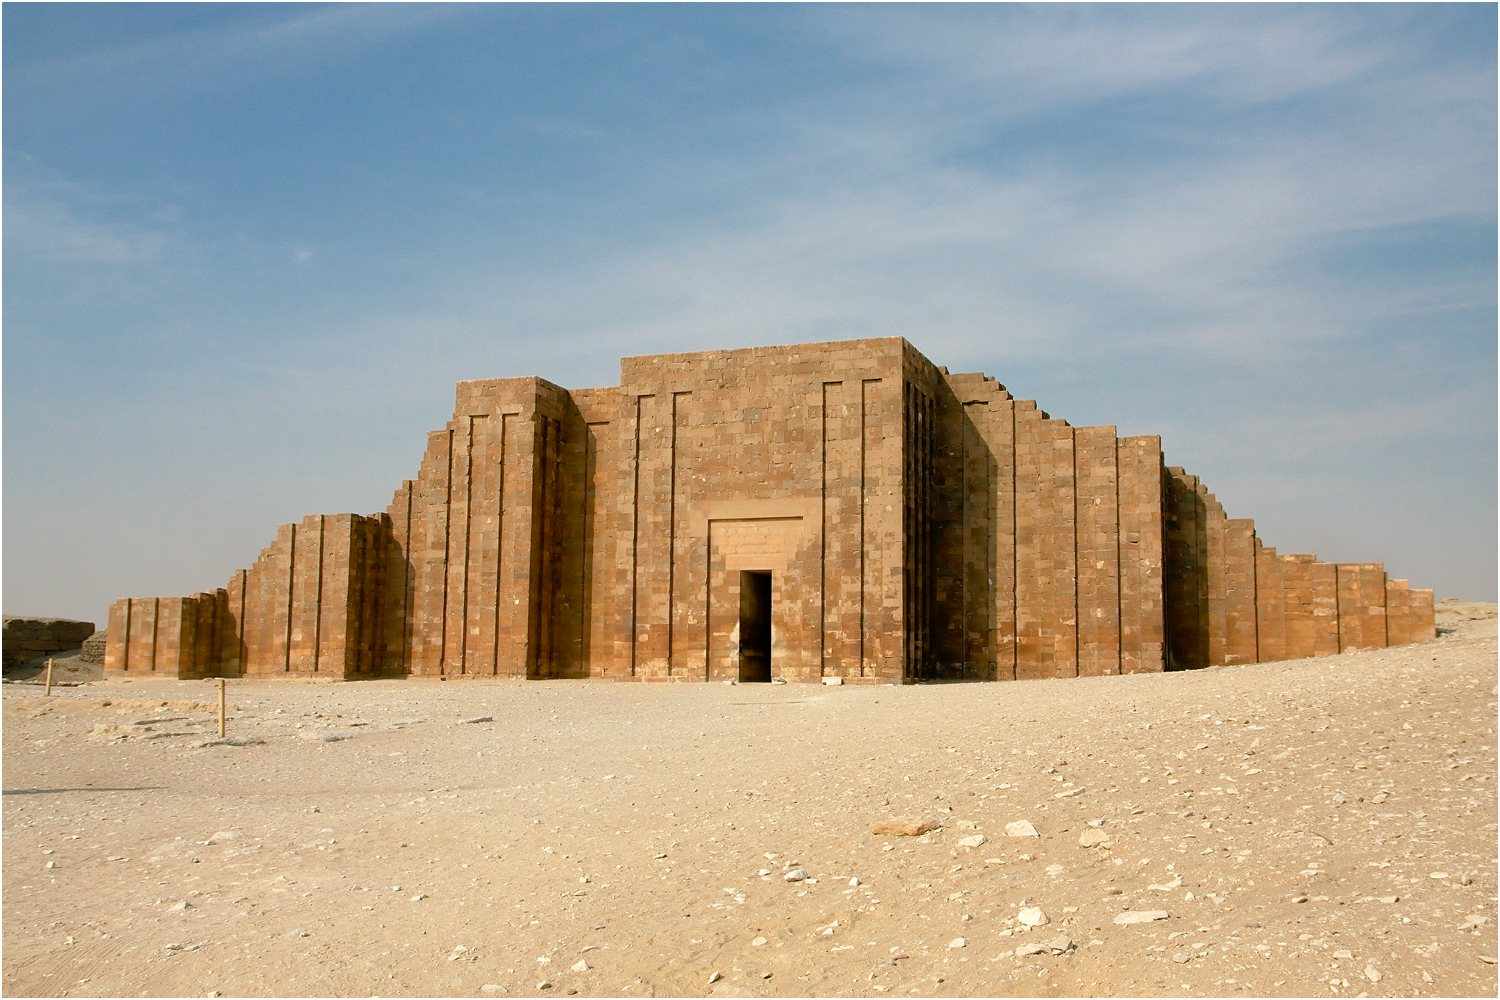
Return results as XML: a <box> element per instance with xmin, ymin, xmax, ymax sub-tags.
<box><xmin>1165</xmin><ymin>381</ymin><xmax>1490</xmax><ymax>474</ymax></box>
<box><xmin>21</xmin><ymin>5</ymin><xmax>1475</xmax><ymax>395</ymax></box>
<box><xmin>4</xmin><ymin>190</ymin><xmax>167</xmax><ymax>264</ymax></box>
<box><xmin>4</xmin><ymin>6</ymin><xmax>1493</xmax><ymax>620</ymax></box>
<box><xmin>13</xmin><ymin>4</ymin><xmax>469</xmax><ymax>95</ymax></box>
<box><xmin>820</xmin><ymin>6</ymin><xmax>1395</xmax><ymax>111</ymax></box>
<box><xmin>339</xmin><ymin>7</ymin><xmax>1490</xmax><ymax>387</ymax></box>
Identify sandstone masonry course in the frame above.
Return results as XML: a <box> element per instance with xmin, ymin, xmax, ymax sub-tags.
<box><xmin>103</xmin><ymin>338</ymin><xmax>1435</xmax><ymax>682</ymax></box>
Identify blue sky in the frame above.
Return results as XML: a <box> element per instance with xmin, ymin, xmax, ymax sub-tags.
<box><xmin>5</xmin><ymin>3</ymin><xmax>1496</xmax><ymax>624</ymax></box>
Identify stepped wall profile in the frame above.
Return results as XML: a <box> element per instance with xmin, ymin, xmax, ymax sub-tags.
<box><xmin>104</xmin><ymin>338</ymin><xmax>1435</xmax><ymax>683</ymax></box>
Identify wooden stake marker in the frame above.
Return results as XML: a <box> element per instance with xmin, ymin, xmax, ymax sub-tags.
<box><xmin>44</xmin><ymin>658</ymin><xmax>54</xmax><ymax>696</ymax></box>
<box><xmin>218</xmin><ymin>678</ymin><xmax>227</xmax><ymax>738</ymax></box>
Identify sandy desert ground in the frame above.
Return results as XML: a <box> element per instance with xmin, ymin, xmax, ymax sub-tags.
<box><xmin>3</xmin><ymin>600</ymin><xmax>1496</xmax><ymax>998</ymax></box>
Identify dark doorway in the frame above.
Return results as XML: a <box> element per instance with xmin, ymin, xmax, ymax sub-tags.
<box><xmin>738</xmin><ymin>571</ymin><xmax>772</xmax><ymax>682</ymax></box>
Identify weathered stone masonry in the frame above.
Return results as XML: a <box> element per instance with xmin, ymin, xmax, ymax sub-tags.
<box><xmin>104</xmin><ymin>338</ymin><xmax>1435</xmax><ymax>682</ymax></box>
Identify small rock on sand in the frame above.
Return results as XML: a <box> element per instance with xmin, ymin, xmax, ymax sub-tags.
<box><xmin>1005</xmin><ymin>820</ymin><xmax>1040</xmax><ymax>838</ymax></box>
<box><xmin>1015</xmin><ymin>935</ymin><xmax>1072</xmax><ymax>957</ymax></box>
<box><xmin>871</xmin><ymin>818</ymin><xmax>941</xmax><ymax>837</ymax></box>
<box><xmin>1113</xmin><ymin>910</ymin><xmax>1169</xmax><ymax>925</ymax></box>
<box><xmin>1018</xmin><ymin>906</ymin><xmax>1048</xmax><ymax>927</ymax></box>
<box><xmin>1078</xmin><ymin>828</ymin><xmax>1113</xmax><ymax>848</ymax></box>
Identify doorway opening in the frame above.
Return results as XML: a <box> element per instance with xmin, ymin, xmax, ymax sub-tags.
<box><xmin>738</xmin><ymin>570</ymin><xmax>772</xmax><ymax>682</ymax></box>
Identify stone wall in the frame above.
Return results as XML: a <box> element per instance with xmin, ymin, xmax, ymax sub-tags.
<box><xmin>613</xmin><ymin>340</ymin><xmax>906</xmax><ymax>682</ymax></box>
<box><xmin>919</xmin><ymin>364</ymin><xmax>1169</xmax><ymax>680</ymax></box>
<box><xmin>1161</xmin><ymin>479</ymin><xmax>1435</xmax><ymax>669</ymax></box>
<box><xmin>80</xmin><ymin>630</ymin><xmax>108</xmax><ymax>664</ymax></box>
<box><xmin>102</xmin><ymin>337</ymin><xmax>1435</xmax><ymax>682</ymax></box>
<box><xmin>103</xmin><ymin>514</ymin><xmax>389</xmax><ymax>679</ymax></box>
<box><xmin>3</xmin><ymin>617</ymin><xmax>96</xmax><ymax>670</ymax></box>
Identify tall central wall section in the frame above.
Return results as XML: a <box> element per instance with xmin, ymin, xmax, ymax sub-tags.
<box><xmin>321</xmin><ymin>338</ymin><xmax>920</xmax><ymax>684</ymax></box>
<box><xmin>603</xmin><ymin>339</ymin><xmax>908</xmax><ymax>682</ymax></box>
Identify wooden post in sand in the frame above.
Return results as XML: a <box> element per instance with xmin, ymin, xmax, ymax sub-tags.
<box><xmin>218</xmin><ymin>678</ymin><xmax>227</xmax><ymax>738</ymax></box>
<box><xmin>44</xmin><ymin>658</ymin><xmax>54</xmax><ymax>696</ymax></box>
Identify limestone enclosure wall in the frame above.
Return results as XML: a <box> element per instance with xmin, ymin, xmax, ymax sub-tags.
<box><xmin>921</xmin><ymin>361</ymin><xmax>1168</xmax><ymax>680</ymax></box>
<box><xmin>103</xmin><ymin>337</ymin><xmax>1435</xmax><ymax>682</ymax></box>
<box><xmin>1161</xmin><ymin>474</ymin><xmax>1435</xmax><ymax>669</ymax></box>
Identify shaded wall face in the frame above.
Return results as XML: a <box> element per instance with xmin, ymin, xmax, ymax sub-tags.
<box><xmin>573</xmin><ymin>341</ymin><xmax>908</xmax><ymax>682</ymax></box>
<box><xmin>5</xmin><ymin>618</ymin><xmax>96</xmax><ymax>670</ymax></box>
<box><xmin>924</xmin><ymin>363</ymin><xmax>1167</xmax><ymax>681</ymax></box>
<box><xmin>1164</xmin><ymin>470</ymin><xmax>1210</xmax><ymax>669</ymax></box>
<box><xmin>1161</xmin><ymin>472</ymin><xmax>1435</xmax><ymax>669</ymax></box>
<box><xmin>904</xmin><ymin>372</ymin><xmax>937</xmax><ymax>678</ymax></box>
